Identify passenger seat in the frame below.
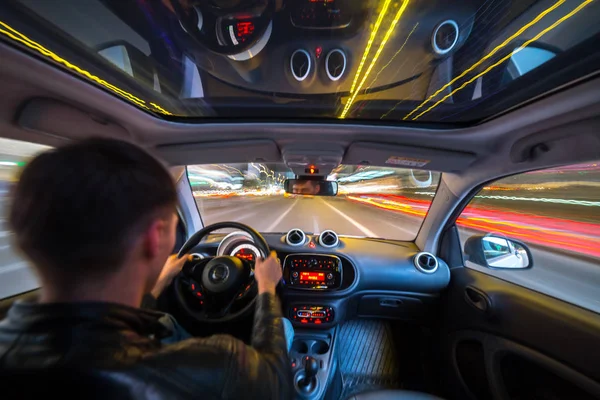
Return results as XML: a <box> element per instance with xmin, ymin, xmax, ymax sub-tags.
<box><xmin>347</xmin><ymin>390</ymin><xmax>445</xmax><ymax>400</ymax></box>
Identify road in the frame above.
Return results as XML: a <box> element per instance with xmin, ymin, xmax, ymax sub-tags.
<box><xmin>0</xmin><ymin>195</ymin><xmax>38</xmax><ymax>298</ymax></box>
<box><xmin>197</xmin><ymin>196</ymin><xmax>422</xmax><ymax>239</ymax></box>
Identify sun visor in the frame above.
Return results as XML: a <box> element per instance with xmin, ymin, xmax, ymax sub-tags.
<box><xmin>17</xmin><ymin>98</ymin><xmax>132</xmax><ymax>141</ymax></box>
<box><xmin>344</xmin><ymin>142</ymin><xmax>476</xmax><ymax>172</ymax></box>
<box><xmin>157</xmin><ymin>139</ymin><xmax>281</xmax><ymax>166</ymax></box>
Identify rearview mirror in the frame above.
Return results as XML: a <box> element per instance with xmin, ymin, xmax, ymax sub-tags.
<box><xmin>464</xmin><ymin>234</ymin><xmax>532</xmax><ymax>269</ymax></box>
<box><xmin>284</xmin><ymin>179</ymin><xmax>338</xmax><ymax>196</ymax></box>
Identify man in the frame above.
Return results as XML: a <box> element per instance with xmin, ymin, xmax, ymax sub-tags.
<box><xmin>0</xmin><ymin>138</ymin><xmax>292</xmax><ymax>399</ymax></box>
<box><xmin>292</xmin><ymin>179</ymin><xmax>321</xmax><ymax>195</ymax></box>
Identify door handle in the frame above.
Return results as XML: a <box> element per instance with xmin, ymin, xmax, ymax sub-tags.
<box><xmin>464</xmin><ymin>287</ymin><xmax>491</xmax><ymax>313</ymax></box>
<box><xmin>379</xmin><ymin>298</ymin><xmax>403</xmax><ymax>307</ymax></box>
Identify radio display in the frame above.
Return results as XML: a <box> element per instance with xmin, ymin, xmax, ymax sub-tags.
<box><xmin>299</xmin><ymin>271</ymin><xmax>326</xmax><ymax>284</ymax></box>
<box><xmin>284</xmin><ymin>254</ymin><xmax>342</xmax><ymax>290</ymax></box>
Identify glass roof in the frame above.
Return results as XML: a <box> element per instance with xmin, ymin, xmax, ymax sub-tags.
<box><xmin>1</xmin><ymin>0</ymin><xmax>599</xmax><ymax>124</ymax></box>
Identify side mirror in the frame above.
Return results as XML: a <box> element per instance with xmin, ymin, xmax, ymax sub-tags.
<box><xmin>284</xmin><ymin>179</ymin><xmax>338</xmax><ymax>196</ymax></box>
<box><xmin>464</xmin><ymin>234</ymin><xmax>532</xmax><ymax>269</ymax></box>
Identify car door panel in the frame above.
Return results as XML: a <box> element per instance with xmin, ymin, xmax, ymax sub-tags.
<box><xmin>442</xmin><ymin>267</ymin><xmax>600</xmax><ymax>400</ymax></box>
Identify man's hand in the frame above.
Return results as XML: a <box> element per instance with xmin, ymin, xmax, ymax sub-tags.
<box><xmin>151</xmin><ymin>254</ymin><xmax>190</xmax><ymax>298</ymax></box>
<box><xmin>254</xmin><ymin>251</ymin><xmax>282</xmax><ymax>295</ymax></box>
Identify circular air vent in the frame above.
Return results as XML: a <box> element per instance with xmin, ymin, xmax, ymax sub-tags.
<box><xmin>319</xmin><ymin>230</ymin><xmax>339</xmax><ymax>248</ymax></box>
<box><xmin>190</xmin><ymin>253</ymin><xmax>205</xmax><ymax>261</ymax></box>
<box><xmin>325</xmin><ymin>49</ymin><xmax>347</xmax><ymax>81</ymax></box>
<box><xmin>290</xmin><ymin>49</ymin><xmax>311</xmax><ymax>81</ymax></box>
<box><xmin>286</xmin><ymin>229</ymin><xmax>306</xmax><ymax>246</ymax></box>
<box><xmin>432</xmin><ymin>20</ymin><xmax>459</xmax><ymax>55</ymax></box>
<box><xmin>414</xmin><ymin>252</ymin><xmax>439</xmax><ymax>274</ymax></box>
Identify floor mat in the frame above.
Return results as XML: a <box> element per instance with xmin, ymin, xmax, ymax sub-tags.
<box><xmin>337</xmin><ymin>320</ymin><xmax>402</xmax><ymax>398</ymax></box>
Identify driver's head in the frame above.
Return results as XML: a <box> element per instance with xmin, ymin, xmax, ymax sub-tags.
<box><xmin>8</xmin><ymin>138</ymin><xmax>178</xmax><ymax>296</ymax></box>
<box><xmin>292</xmin><ymin>180</ymin><xmax>320</xmax><ymax>195</ymax></box>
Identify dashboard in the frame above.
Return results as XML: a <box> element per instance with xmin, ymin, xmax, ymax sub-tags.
<box><xmin>190</xmin><ymin>228</ymin><xmax>450</xmax><ymax>328</ymax></box>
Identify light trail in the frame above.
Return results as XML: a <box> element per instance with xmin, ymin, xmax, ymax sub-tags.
<box><xmin>0</xmin><ymin>21</ymin><xmax>173</xmax><ymax>115</ymax></box>
<box><xmin>365</xmin><ymin>22</ymin><xmax>419</xmax><ymax>92</ymax></box>
<box><xmin>347</xmin><ymin>0</ymin><xmax>394</xmax><ymax>96</ymax></box>
<box><xmin>340</xmin><ymin>0</ymin><xmax>411</xmax><ymax>119</ymax></box>
<box><xmin>414</xmin><ymin>191</ymin><xmax>600</xmax><ymax>207</ymax></box>
<box><xmin>347</xmin><ymin>194</ymin><xmax>600</xmax><ymax>258</ymax></box>
<box><xmin>410</xmin><ymin>0</ymin><xmax>593</xmax><ymax>121</ymax></box>
<box><xmin>402</xmin><ymin>0</ymin><xmax>567</xmax><ymax>120</ymax></box>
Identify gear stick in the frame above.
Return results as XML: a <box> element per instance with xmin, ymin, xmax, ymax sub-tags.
<box><xmin>298</xmin><ymin>356</ymin><xmax>319</xmax><ymax>393</ymax></box>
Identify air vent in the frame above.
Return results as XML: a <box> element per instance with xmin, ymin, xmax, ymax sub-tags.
<box><xmin>325</xmin><ymin>49</ymin><xmax>346</xmax><ymax>81</ymax></box>
<box><xmin>290</xmin><ymin>49</ymin><xmax>311</xmax><ymax>81</ymax></box>
<box><xmin>286</xmin><ymin>229</ymin><xmax>306</xmax><ymax>246</ymax></box>
<box><xmin>413</xmin><ymin>252</ymin><xmax>439</xmax><ymax>274</ymax></box>
<box><xmin>319</xmin><ymin>230</ymin><xmax>339</xmax><ymax>248</ymax></box>
<box><xmin>190</xmin><ymin>253</ymin><xmax>205</xmax><ymax>261</ymax></box>
<box><xmin>432</xmin><ymin>20</ymin><xmax>459</xmax><ymax>55</ymax></box>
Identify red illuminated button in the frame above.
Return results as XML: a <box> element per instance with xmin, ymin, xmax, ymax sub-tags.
<box><xmin>292</xmin><ymin>271</ymin><xmax>299</xmax><ymax>278</ymax></box>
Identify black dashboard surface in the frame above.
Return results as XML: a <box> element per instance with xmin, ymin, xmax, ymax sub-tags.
<box><xmin>191</xmin><ymin>231</ymin><xmax>450</xmax><ymax>325</ymax></box>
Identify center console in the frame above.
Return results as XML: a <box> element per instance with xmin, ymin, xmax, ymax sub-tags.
<box><xmin>290</xmin><ymin>328</ymin><xmax>338</xmax><ymax>399</ymax></box>
<box><xmin>282</xmin><ymin>253</ymin><xmax>355</xmax><ymax>398</ymax></box>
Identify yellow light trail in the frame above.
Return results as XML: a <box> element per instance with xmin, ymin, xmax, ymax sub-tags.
<box><xmin>411</xmin><ymin>0</ymin><xmax>593</xmax><ymax>121</ymax></box>
<box><xmin>340</xmin><ymin>0</ymin><xmax>411</xmax><ymax>119</ymax></box>
<box><xmin>347</xmin><ymin>0</ymin><xmax>394</xmax><ymax>96</ymax></box>
<box><xmin>402</xmin><ymin>0</ymin><xmax>566</xmax><ymax>120</ymax></box>
<box><xmin>0</xmin><ymin>20</ymin><xmax>174</xmax><ymax>116</ymax></box>
<box><xmin>366</xmin><ymin>22</ymin><xmax>419</xmax><ymax>92</ymax></box>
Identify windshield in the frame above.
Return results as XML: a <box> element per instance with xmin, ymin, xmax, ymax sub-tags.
<box><xmin>1</xmin><ymin>0</ymin><xmax>599</xmax><ymax>124</ymax></box>
<box><xmin>189</xmin><ymin>164</ymin><xmax>440</xmax><ymax>240</ymax></box>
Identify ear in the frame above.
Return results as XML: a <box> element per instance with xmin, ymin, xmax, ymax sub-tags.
<box><xmin>141</xmin><ymin>219</ymin><xmax>166</xmax><ymax>260</ymax></box>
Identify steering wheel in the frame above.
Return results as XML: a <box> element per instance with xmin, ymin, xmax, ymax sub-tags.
<box><xmin>173</xmin><ymin>222</ymin><xmax>271</xmax><ymax>323</ymax></box>
<box><xmin>172</xmin><ymin>0</ymin><xmax>274</xmax><ymax>56</ymax></box>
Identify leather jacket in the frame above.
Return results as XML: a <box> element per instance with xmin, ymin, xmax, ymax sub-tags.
<box><xmin>0</xmin><ymin>293</ymin><xmax>292</xmax><ymax>399</ymax></box>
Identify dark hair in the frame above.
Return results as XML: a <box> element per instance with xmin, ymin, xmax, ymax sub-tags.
<box><xmin>8</xmin><ymin>138</ymin><xmax>177</xmax><ymax>275</ymax></box>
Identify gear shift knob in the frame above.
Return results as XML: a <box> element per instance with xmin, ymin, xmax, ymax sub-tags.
<box><xmin>297</xmin><ymin>356</ymin><xmax>319</xmax><ymax>392</ymax></box>
<box><xmin>303</xmin><ymin>356</ymin><xmax>319</xmax><ymax>381</ymax></box>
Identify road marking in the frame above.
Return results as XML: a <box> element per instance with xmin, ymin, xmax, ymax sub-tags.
<box><xmin>313</xmin><ymin>217</ymin><xmax>320</xmax><ymax>234</ymax></box>
<box><xmin>320</xmin><ymin>199</ymin><xmax>377</xmax><ymax>237</ymax></box>
<box><xmin>265</xmin><ymin>199</ymin><xmax>298</xmax><ymax>232</ymax></box>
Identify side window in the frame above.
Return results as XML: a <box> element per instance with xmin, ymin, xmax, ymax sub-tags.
<box><xmin>457</xmin><ymin>161</ymin><xmax>600</xmax><ymax>313</ymax></box>
<box><xmin>0</xmin><ymin>138</ymin><xmax>52</xmax><ymax>299</ymax></box>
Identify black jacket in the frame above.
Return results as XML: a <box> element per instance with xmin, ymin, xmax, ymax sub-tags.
<box><xmin>0</xmin><ymin>293</ymin><xmax>292</xmax><ymax>399</ymax></box>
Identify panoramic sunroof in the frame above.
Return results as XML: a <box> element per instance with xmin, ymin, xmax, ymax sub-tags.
<box><xmin>1</xmin><ymin>0</ymin><xmax>599</xmax><ymax>124</ymax></box>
